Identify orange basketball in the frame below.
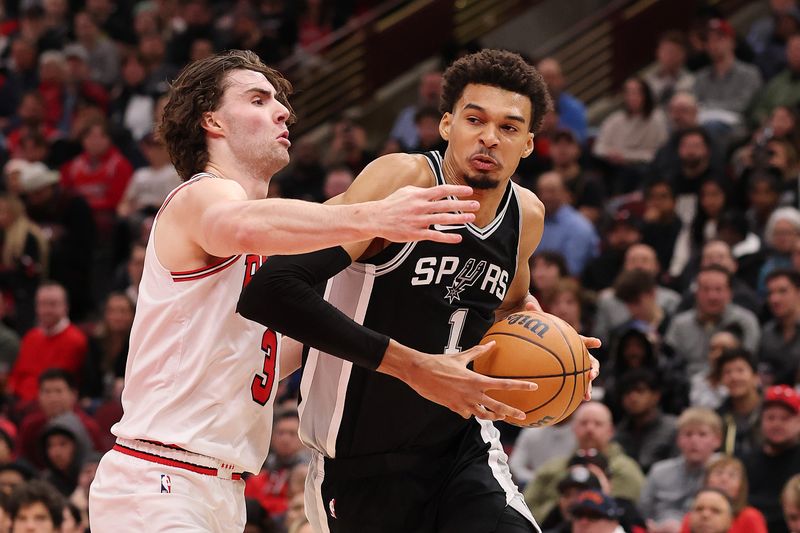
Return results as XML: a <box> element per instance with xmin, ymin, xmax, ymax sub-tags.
<box><xmin>474</xmin><ymin>310</ymin><xmax>590</xmax><ymax>428</ymax></box>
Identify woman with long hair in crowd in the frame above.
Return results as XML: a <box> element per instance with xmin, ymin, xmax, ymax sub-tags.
<box><xmin>529</xmin><ymin>251</ymin><xmax>569</xmax><ymax>312</ymax></box>
<box><xmin>0</xmin><ymin>193</ymin><xmax>49</xmax><ymax>334</ymax></box>
<box><xmin>680</xmin><ymin>456</ymin><xmax>767</xmax><ymax>533</ymax></box>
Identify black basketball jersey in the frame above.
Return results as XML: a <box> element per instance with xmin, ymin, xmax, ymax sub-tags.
<box><xmin>297</xmin><ymin>151</ymin><xmax>524</xmax><ymax>459</ymax></box>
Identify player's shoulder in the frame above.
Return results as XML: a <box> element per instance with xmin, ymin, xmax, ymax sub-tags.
<box><xmin>512</xmin><ymin>184</ymin><xmax>545</xmax><ymax>226</ymax></box>
<box><xmin>168</xmin><ymin>174</ymin><xmax>248</xmax><ymax>213</ymax></box>
<box><xmin>360</xmin><ymin>152</ymin><xmax>434</xmax><ymax>189</ymax></box>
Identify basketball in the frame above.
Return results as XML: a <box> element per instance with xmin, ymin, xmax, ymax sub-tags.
<box><xmin>474</xmin><ymin>311</ymin><xmax>590</xmax><ymax>428</ymax></box>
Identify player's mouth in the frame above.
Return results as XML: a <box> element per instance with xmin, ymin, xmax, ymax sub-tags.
<box><xmin>470</xmin><ymin>154</ymin><xmax>498</xmax><ymax>171</ymax></box>
<box><xmin>277</xmin><ymin>130</ymin><xmax>291</xmax><ymax>147</ymax></box>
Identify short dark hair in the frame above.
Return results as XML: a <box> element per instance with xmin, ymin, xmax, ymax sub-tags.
<box><xmin>697</xmin><ymin>264</ymin><xmax>732</xmax><ymax>287</ymax></box>
<box><xmin>8</xmin><ymin>480</ymin><xmax>64</xmax><ymax>527</ymax></box>
<box><xmin>531</xmin><ymin>251</ymin><xmax>569</xmax><ymax>278</ymax></box>
<box><xmin>618</xmin><ymin>368</ymin><xmax>661</xmax><ymax>396</ymax></box>
<box><xmin>766</xmin><ymin>268</ymin><xmax>800</xmax><ymax>289</ymax></box>
<box><xmin>414</xmin><ymin>106</ymin><xmax>441</xmax><ymax>124</ymax></box>
<box><xmin>716</xmin><ymin>348</ymin><xmax>756</xmax><ymax>374</ymax></box>
<box><xmin>38</xmin><ymin>368</ymin><xmax>76</xmax><ymax>389</ymax></box>
<box><xmin>677</xmin><ymin>126</ymin><xmax>712</xmax><ymax>149</ymax></box>
<box><xmin>440</xmin><ymin>49</ymin><xmax>552</xmax><ymax>133</ymax></box>
<box><xmin>717</xmin><ymin>210</ymin><xmax>749</xmax><ymax>239</ymax></box>
<box><xmin>160</xmin><ymin>49</ymin><xmax>294</xmax><ymax>180</ymax></box>
<box><xmin>659</xmin><ymin>30</ymin><xmax>688</xmax><ymax>49</ymax></box>
<box><xmin>646</xmin><ymin>178</ymin><xmax>674</xmax><ymax>197</ymax></box>
<box><xmin>614</xmin><ymin>269</ymin><xmax>657</xmax><ymax>304</ymax></box>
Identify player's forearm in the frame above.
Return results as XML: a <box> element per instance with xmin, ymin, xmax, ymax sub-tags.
<box><xmin>203</xmin><ymin>198</ymin><xmax>379</xmax><ymax>257</ymax></box>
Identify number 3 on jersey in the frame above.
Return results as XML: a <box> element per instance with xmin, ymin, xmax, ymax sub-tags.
<box><xmin>251</xmin><ymin>329</ymin><xmax>277</xmax><ymax>405</ymax></box>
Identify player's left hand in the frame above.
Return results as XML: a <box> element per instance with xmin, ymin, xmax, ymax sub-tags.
<box><xmin>524</xmin><ymin>301</ymin><xmax>601</xmax><ymax>401</ymax></box>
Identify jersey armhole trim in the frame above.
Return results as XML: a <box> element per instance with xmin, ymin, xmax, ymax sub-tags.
<box><xmin>171</xmin><ymin>254</ymin><xmax>241</xmax><ymax>281</ymax></box>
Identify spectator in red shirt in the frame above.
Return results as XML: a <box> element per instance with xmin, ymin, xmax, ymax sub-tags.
<box><xmin>17</xmin><ymin>369</ymin><xmax>103</xmax><ymax>468</ymax></box>
<box><xmin>7</xmin><ymin>282</ymin><xmax>87</xmax><ymax>404</ymax></box>
<box><xmin>60</xmin><ymin>118</ymin><xmax>132</xmax><ymax>238</ymax></box>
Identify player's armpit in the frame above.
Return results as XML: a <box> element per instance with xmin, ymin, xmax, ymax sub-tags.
<box><xmin>237</xmin><ymin>246</ymin><xmax>390</xmax><ymax>371</ymax></box>
<box><xmin>279</xmin><ymin>336</ymin><xmax>303</xmax><ymax>380</ymax></box>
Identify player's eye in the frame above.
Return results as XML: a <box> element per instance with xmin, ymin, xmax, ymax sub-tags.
<box><xmin>502</xmin><ymin>125</ymin><xmax>518</xmax><ymax>132</ymax></box>
<box><xmin>252</xmin><ymin>98</ymin><xmax>263</xmax><ymax>106</ymax></box>
<box><xmin>466</xmin><ymin>116</ymin><xmax>481</xmax><ymax>124</ymax></box>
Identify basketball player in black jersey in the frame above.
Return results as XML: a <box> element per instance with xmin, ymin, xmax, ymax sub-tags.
<box><xmin>239</xmin><ymin>49</ymin><xmax>600</xmax><ymax>533</ymax></box>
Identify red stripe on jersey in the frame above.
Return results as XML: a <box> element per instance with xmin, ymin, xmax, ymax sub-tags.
<box><xmin>171</xmin><ymin>254</ymin><xmax>241</xmax><ymax>281</ymax></box>
<box><xmin>112</xmin><ymin>444</ymin><xmax>243</xmax><ymax>480</ymax></box>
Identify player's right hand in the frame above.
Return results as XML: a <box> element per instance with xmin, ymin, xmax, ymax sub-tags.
<box><xmin>371</xmin><ymin>184</ymin><xmax>480</xmax><ymax>244</ymax></box>
<box><xmin>402</xmin><ymin>341</ymin><xmax>538</xmax><ymax>422</ymax></box>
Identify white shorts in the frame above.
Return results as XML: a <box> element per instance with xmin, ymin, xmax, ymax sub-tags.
<box><xmin>89</xmin><ymin>441</ymin><xmax>246</xmax><ymax>532</ymax></box>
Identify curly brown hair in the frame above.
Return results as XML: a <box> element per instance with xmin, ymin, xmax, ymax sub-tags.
<box><xmin>159</xmin><ymin>49</ymin><xmax>294</xmax><ymax>181</ymax></box>
<box><xmin>439</xmin><ymin>49</ymin><xmax>552</xmax><ymax>133</ymax></box>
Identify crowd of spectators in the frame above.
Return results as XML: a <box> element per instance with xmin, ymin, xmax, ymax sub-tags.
<box><xmin>0</xmin><ymin>0</ymin><xmax>796</xmax><ymax>532</ymax></box>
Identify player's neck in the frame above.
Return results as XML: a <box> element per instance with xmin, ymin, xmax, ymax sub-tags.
<box><xmin>204</xmin><ymin>160</ymin><xmax>270</xmax><ymax>200</ymax></box>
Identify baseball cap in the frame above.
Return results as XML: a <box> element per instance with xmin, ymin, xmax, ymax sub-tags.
<box><xmin>64</xmin><ymin>43</ymin><xmax>89</xmax><ymax>63</ymax></box>
<box><xmin>708</xmin><ymin>18</ymin><xmax>735</xmax><ymax>39</ymax></box>
<box><xmin>557</xmin><ymin>465</ymin><xmax>602</xmax><ymax>493</ymax></box>
<box><xmin>569</xmin><ymin>490</ymin><xmax>623</xmax><ymax>521</ymax></box>
<box><xmin>567</xmin><ymin>448</ymin><xmax>610</xmax><ymax>475</ymax></box>
<box><xmin>19</xmin><ymin>162</ymin><xmax>59</xmax><ymax>193</ymax></box>
<box><xmin>763</xmin><ymin>385</ymin><xmax>800</xmax><ymax>414</ymax></box>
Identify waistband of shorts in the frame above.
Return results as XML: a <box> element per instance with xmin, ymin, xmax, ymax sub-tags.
<box><xmin>322</xmin><ymin>438</ymin><xmax>459</xmax><ymax>480</ymax></box>
<box><xmin>113</xmin><ymin>438</ymin><xmax>243</xmax><ymax>481</ymax></box>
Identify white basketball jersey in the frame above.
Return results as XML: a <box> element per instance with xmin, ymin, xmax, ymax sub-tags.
<box><xmin>112</xmin><ymin>173</ymin><xmax>279</xmax><ymax>474</ymax></box>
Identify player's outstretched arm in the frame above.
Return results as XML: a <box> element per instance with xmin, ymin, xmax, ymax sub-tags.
<box><xmin>184</xmin><ymin>165</ymin><xmax>479</xmax><ymax>258</ymax></box>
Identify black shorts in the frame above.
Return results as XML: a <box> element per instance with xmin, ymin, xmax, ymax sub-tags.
<box><xmin>306</xmin><ymin>421</ymin><xmax>539</xmax><ymax>533</ymax></box>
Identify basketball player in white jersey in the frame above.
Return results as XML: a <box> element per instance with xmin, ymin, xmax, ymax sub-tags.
<box><xmin>88</xmin><ymin>50</ymin><xmax>538</xmax><ymax>532</ymax></box>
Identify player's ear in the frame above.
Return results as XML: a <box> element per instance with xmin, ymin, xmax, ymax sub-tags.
<box><xmin>201</xmin><ymin>112</ymin><xmax>224</xmax><ymax>135</ymax></box>
<box><xmin>439</xmin><ymin>112</ymin><xmax>452</xmax><ymax>141</ymax></box>
<box><xmin>521</xmin><ymin>132</ymin><xmax>534</xmax><ymax>159</ymax></box>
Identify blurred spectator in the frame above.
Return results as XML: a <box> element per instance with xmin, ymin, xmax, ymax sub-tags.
<box><xmin>166</xmin><ymin>0</ymin><xmax>220</xmax><ymax>67</ymax></box>
<box><xmin>61</xmin><ymin>500</ymin><xmax>83</xmax><ymax>533</ymax></box>
<box><xmin>189</xmin><ymin>37</ymin><xmax>216</xmax><ymax>63</ymax></box>
<box><xmin>20</xmin><ymin>161</ymin><xmax>95</xmax><ymax>321</ymax></box>
<box><xmin>6</xmin><ymin>91</ymin><xmax>60</xmax><ymax>156</ymax></box>
<box><xmin>753</xmin><ymin>5</ymin><xmax>800</xmax><ymax>80</ymax></box>
<box><xmin>689</xmin><ymin>330</ymin><xmax>738</xmax><ymax>410</ymax></box>
<box><xmin>751</xmin><ymin>35</ymin><xmax>800</xmax><ymax>124</ymax></box>
<box><xmin>40</xmin><ymin>411</ymin><xmax>93</xmax><ymax>496</ymax></box>
<box><xmin>85</xmin><ymin>0</ymin><xmax>135</xmax><ymax>46</ymax></box>
<box><xmin>685</xmin><ymin>488</ymin><xmax>735</xmax><ymax>533</ymax></box>
<box><xmin>297</xmin><ymin>0</ymin><xmax>333</xmax><ymax>50</ymax></box>
<box><xmin>7</xmin><ymin>480</ymin><xmax>64</xmax><ymax>532</ymax></box>
<box><xmin>642</xmin><ymin>179</ymin><xmax>683</xmax><ymax>274</ymax></box>
<box><xmin>695</xmin><ymin>19</ymin><xmax>762</xmax><ymax>134</ymax></box>
<box><xmin>593</xmin><ymin>77</ymin><xmax>668</xmax><ymax>169</ymax></box>
<box><xmin>0</xmin><ymin>294</ymin><xmax>19</xmax><ymax>375</ymax></box>
<box><xmin>664</xmin><ymin>266</ymin><xmax>760</xmax><ymax>378</ymax></box>
<box><xmin>509</xmin><ymin>417</ymin><xmax>576</xmax><ymax>488</ymax></box>
<box><xmin>5</xmin><ymin>37</ymin><xmax>40</xmax><ymax>105</ymax></box>
<box><xmin>717</xmin><ymin>349</ymin><xmax>762</xmax><ymax>458</ymax></box>
<box><xmin>116</xmin><ymin>134</ymin><xmax>180</xmax><ymax>218</ymax></box>
<box><xmin>689</xmin><ymin>178</ymin><xmax>731</xmax><ymax>252</ymax></box>
<box><xmin>548</xmin><ymin>129</ymin><xmax>605</xmax><ymax>225</ymax></box>
<box><xmin>40</xmin><ymin>0</ymin><xmax>70</xmax><ymax>50</ymax></box>
<box><xmin>524</xmin><ymin>402</ymin><xmax>645</xmax><ymax>520</ymax></box>
<box><xmin>0</xmin><ymin>193</ymin><xmax>48</xmax><ymax>334</ymax></box>
<box><xmin>406</xmin><ymin>107</ymin><xmax>446</xmax><ymax>153</ymax></box>
<box><xmin>594</xmin><ymin>245</ymin><xmax>679</xmax><ymax>343</ymax></box>
<box><xmin>644</xmin><ymin>31</ymin><xmax>695</xmax><ymax>106</ymax></box>
<box><xmin>0</xmin><ymin>463</ymin><xmax>34</xmax><ymax>497</ymax></box>
<box><xmin>322</xmin><ymin>165</ymin><xmax>354</xmax><ymax>202</ymax></box>
<box><xmin>536</xmin><ymin>171</ymin><xmax>599</xmax><ymax>276</ymax></box>
<box><xmin>744</xmin><ymin>385</ymin><xmax>800</xmax><ymax>533</ymax></box>
<box><xmin>245</xmin><ymin>496</ymin><xmax>277</xmax><ymax>533</ymax></box>
<box><xmin>757</xmin><ymin>206</ymin><xmax>800</xmax><ymax>293</ymax></box>
<box><xmin>677</xmin><ymin>240</ymin><xmax>761</xmax><ymax>316</ymax></box>
<box><xmin>80</xmin><ymin>292</ymin><xmax>133</xmax><ymax>402</ymax></box>
<box><xmin>613</xmin><ymin>368</ymin><xmax>678</xmax><ymax>473</ymax></box>
<box><xmin>72</xmin><ymin>11</ymin><xmax>119</xmax><ymax>88</ymax></box>
<box><xmin>666</xmin><ymin>91</ymin><xmax>700</xmax><ymax>132</ymax></box>
<box><xmin>569</xmin><ymin>490</ymin><xmax>628</xmax><ymax>533</ymax></box>
<box><xmin>536</xmin><ymin>58</ymin><xmax>588</xmax><ymax>144</ymax></box>
<box><xmin>17</xmin><ymin>369</ymin><xmax>103</xmax><ymax>468</ymax></box>
<box><xmin>549</xmin><ymin>278</ymin><xmax>589</xmax><ymax>334</ymax></box>
<box><xmin>60</xmin><ymin>117</ymin><xmax>133</xmax><ymax>239</ymax></box>
<box><xmin>679</xmin><ymin>456</ymin><xmax>768</xmax><ymax>533</ymax></box>
<box><xmin>7</xmin><ymin>283</ymin><xmax>87</xmax><ymax>404</ymax></box>
<box><xmin>581</xmin><ymin>210</ymin><xmax>643</xmax><ymax>293</ymax></box>
<box><xmin>539</xmin><ymin>465</ymin><xmax>602</xmax><ymax>533</ymax></box>
<box><xmin>244</xmin><ymin>410</ymin><xmax>309</xmax><ymax>519</ymax></box>
<box><xmin>748</xmin><ymin>0</ymin><xmax>799</xmax><ymax>57</ymax></box>
<box><xmin>109</xmin><ymin>53</ymin><xmax>157</xmax><ymax>143</ymax></box>
<box><xmin>229</xmin><ymin>4</ymin><xmax>280</xmax><ymax>66</ymax></box>
<box><xmin>112</xmin><ymin>243</ymin><xmax>144</xmax><ymax>305</ymax></box>
<box><xmin>759</xmin><ymin>269</ymin><xmax>800</xmax><ymax>386</ymax></box>
<box><xmin>529</xmin><ymin>251</ymin><xmax>569</xmax><ymax>311</ymax></box>
<box><xmin>782</xmin><ymin>473</ymin><xmax>800</xmax><ymax>533</ymax></box>
<box><xmin>639</xmin><ymin>408</ymin><xmax>722</xmax><ymax>533</ymax></box>
<box><xmin>278</xmin><ymin>138</ymin><xmax>325</xmax><ymax>202</ymax></box>
<box><xmin>139</xmin><ymin>33</ymin><xmax>179</xmax><ymax>96</ymax></box>
<box><xmin>390</xmin><ymin>70</ymin><xmax>442</xmax><ymax>150</ymax></box>
<box><xmin>321</xmin><ymin>116</ymin><xmax>374</xmax><ymax>175</ymax></box>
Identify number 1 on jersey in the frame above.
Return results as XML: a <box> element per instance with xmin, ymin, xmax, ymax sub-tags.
<box><xmin>445</xmin><ymin>308</ymin><xmax>468</xmax><ymax>354</ymax></box>
<box><xmin>251</xmin><ymin>329</ymin><xmax>277</xmax><ymax>405</ymax></box>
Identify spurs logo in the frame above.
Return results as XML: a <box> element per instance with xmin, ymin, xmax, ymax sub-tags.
<box><xmin>445</xmin><ymin>259</ymin><xmax>487</xmax><ymax>303</ymax></box>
